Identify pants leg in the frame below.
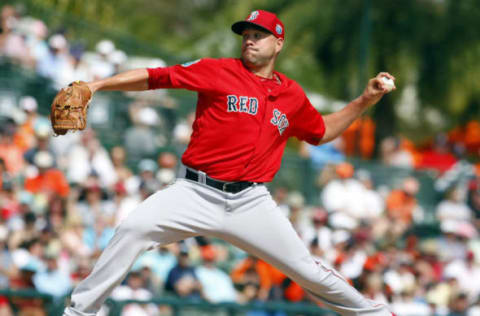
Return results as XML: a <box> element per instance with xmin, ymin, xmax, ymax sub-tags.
<box><xmin>64</xmin><ymin>180</ymin><xmax>224</xmax><ymax>316</ymax></box>
<box><xmin>217</xmin><ymin>185</ymin><xmax>391</xmax><ymax>316</ymax></box>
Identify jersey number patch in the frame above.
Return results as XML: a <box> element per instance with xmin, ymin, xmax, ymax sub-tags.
<box><xmin>271</xmin><ymin>109</ymin><xmax>289</xmax><ymax>135</ymax></box>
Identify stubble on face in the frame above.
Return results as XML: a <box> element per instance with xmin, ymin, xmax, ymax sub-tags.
<box><xmin>240</xmin><ymin>28</ymin><xmax>277</xmax><ymax>68</ymax></box>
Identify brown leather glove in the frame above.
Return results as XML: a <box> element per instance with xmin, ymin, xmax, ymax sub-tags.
<box><xmin>50</xmin><ymin>81</ymin><xmax>92</xmax><ymax>135</ymax></box>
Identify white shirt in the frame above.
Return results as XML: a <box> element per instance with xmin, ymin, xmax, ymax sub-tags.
<box><xmin>109</xmin><ymin>286</ymin><xmax>158</xmax><ymax>316</ymax></box>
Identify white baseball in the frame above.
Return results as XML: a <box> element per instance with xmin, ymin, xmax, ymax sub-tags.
<box><xmin>381</xmin><ymin>76</ymin><xmax>395</xmax><ymax>91</ymax></box>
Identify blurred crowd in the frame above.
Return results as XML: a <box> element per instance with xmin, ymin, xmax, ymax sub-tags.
<box><xmin>0</xmin><ymin>4</ymin><xmax>165</xmax><ymax>89</ymax></box>
<box><xmin>1</xmin><ymin>4</ymin><xmax>480</xmax><ymax>316</ymax></box>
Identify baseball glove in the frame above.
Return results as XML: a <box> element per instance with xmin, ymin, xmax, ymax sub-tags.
<box><xmin>50</xmin><ymin>81</ymin><xmax>92</xmax><ymax>135</ymax></box>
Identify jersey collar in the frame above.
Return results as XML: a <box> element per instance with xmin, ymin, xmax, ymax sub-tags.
<box><xmin>237</xmin><ymin>58</ymin><xmax>287</xmax><ymax>96</ymax></box>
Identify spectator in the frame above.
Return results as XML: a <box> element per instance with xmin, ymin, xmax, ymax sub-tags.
<box><xmin>45</xmin><ymin>194</ymin><xmax>67</xmax><ymax>233</ymax></box>
<box><xmin>164</xmin><ymin>249</ymin><xmax>203</xmax><ymax>299</ymax></box>
<box><xmin>113</xmin><ymin>181</ymin><xmax>141</xmax><ymax>227</ymax></box>
<box><xmin>390</xmin><ymin>289</ymin><xmax>432</xmax><ymax>316</ymax></box>
<box><xmin>60</xmin><ymin>214</ymin><xmax>93</xmax><ymax>258</ymax></box>
<box><xmin>66</xmin><ymin>129</ymin><xmax>117</xmax><ymax>188</ymax></box>
<box><xmin>136</xmin><ymin>266</ymin><xmax>158</xmax><ymax>297</ymax></box>
<box><xmin>301</xmin><ymin>207</ymin><xmax>332</xmax><ymax>254</ymax></box>
<box><xmin>0</xmin><ymin>225</ymin><xmax>15</xmax><ymax>291</ymax></box>
<box><xmin>8</xmin><ymin>212</ymin><xmax>38</xmax><ymax>251</ymax></box>
<box><xmin>69</xmin><ymin>44</ymin><xmax>92</xmax><ymax>82</ymax></box>
<box><xmin>9</xmin><ymin>265</ymin><xmax>45</xmax><ymax>316</ymax></box>
<box><xmin>444</xmin><ymin>251</ymin><xmax>480</xmax><ymax>303</ymax></box>
<box><xmin>231</xmin><ymin>256</ymin><xmax>285</xmax><ymax>302</ymax></box>
<box><xmin>128</xmin><ymin>158</ymin><xmax>161</xmax><ymax>196</ymax></box>
<box><xmin>0</xmin><ymin>176</ymin><xmax>21</xmax><ymax>225</ymax></box>
<box><xmin>334</xmin><ymin>234</ymin><xmax>368</xmax><ymax>281</ymax></box>
<box><xmin>24</xmin><ymin>150</ymin><xmax>70</xmax><ymax>198</ymax></box>
<box><xmin>272</xmin><ymin>186</ymin><xmax>289</xmax><ymax>217</ymax></box>
<box><xmin>0</xmin><ymin>296</ymin><xmax>12</xmax><ymax>316</ymax></box>
<box><xmin>33</xmin><ymin>251</ymin><xmax>72</xmax><ymax>297</ymax></box>
<box><xmin>285</xmin><ymin>191</ymin><xmax>307</xmax><ymax>234</ymax></box>
<box><xmin>360</xmin><ymin>272</ymin><xmax>388</xmax><ymax>304</ymax></box>
<box><xmin>321</xmin><ymin>162</ymin><xmax>372</xmax><ymax>230</ymax></box>
<box><xmin>355</xmin><ymin>169</ymin><xmax>385</xmax><ymax>221</ymax></box>
<box><xmin>132</xmin><ymin>245</ymin><xmax>178</xmax><ymax>295</ymax></box>
<box><xmin>463</xmin><ymin>121</ymin><xmax>480</xmax><ymax>154</ymax></box>
<box><xmin>109</xmin><ymin>271</ymin><xmax>158</xmax><ymax>316</ymax></box>
<box><xmin>109</xmin><ymin>49</ymin><xmax>128</xmax><ymax>75</ymax></box>
<box><xmin>156</xmin><ymin>151</ymin><xmax>178</xmax><ymax>187</ymax></box>
<box><xmin>237</xmin><ymin>274</ymin><xmax>261</xmax><ymax>304</ymax></box>
<box><xmin>467</xmin><ymin>172</ymin><xmax>480</xmax><ymax>228</ymax></box>
<box><xmin>138</xmin><ymin>177</ymin><xmax>162</xmax><ymax>200</ymax></box>
<box><xmin>70</xmin><ymin>256</ymin><xmax>92</xmax><ymax>287</ymax></box>
<box><xmin>386</xmin><ymin>177</ymin><xmax>422</xmax><ymax>227</ymax></box>
<box><xmin>195</xmin><ymin>245</ymin><xmax>237</xmax><ymax>303</ymax></box>
<box><xmin>110</xmin><ymin>146</ymin><xmax>133</xmax><ymax>182</ymax></box>
<box><xmin>448</xmin><ymin>293</ymin><xmax>470</xmax><ymax>316</ymax></box>
<box><xmin>436</xmin><ymin>187</ymin><xmax>473</xmax><ymax>226</ymax></box>
<box><xmin>299</xmin><ymin>138</ymin><xmax>345</xmax><ymax>171</ymax></box>
<box><xmin>468</xmin><ymin>304</ymin><xmax>480</xmax><ymax>316</ymax></box>
<box><xmin>25</xmin><ymin>19</ymin><xmax>49</xmax><ymax>67</ymax></box>
<box><xmin>14</xmin><ymin>96</ymin><xmax>42</xmax><ymax>152</ymax></box>
<box><xmin>23</xmin><ymin>118</ymin><xmax>55</xmax><ymax>166</ymax></box>
<box><xmin>324</xmin><ymin>229</ymin><xmax>351</xmax><ymax>268</ymax></box>
<box><xmin>437</xmin><ymin>221</ymin><xmax>471</xmax><ymax>262</ymax></box>
<box><xmin>124</xmin><ymin>106</ymin><xmax>162</xmax><ymax>161</ymax></box>
<box><xmin>0</xmin><ymin>118</ymin><xmax>25</xmax><ymax>176</ymax></box>
<box><xmin>75</xmin><ymin>182</ymin><xmax>114</xmax><ymax>227</ymax></box>
<box><xmin>82</xmin><ymin>214</ymin><xmax>115</xmax><ymax>258</ymax></box>
<box><xmin>434</xmin><ymin>147</ymin><xmax>476</xmax><ymax>194</ymax></box>
<box><xmin>341</xmin><ymin>117</ymin><xmax>376</xmax><ymax>159</ymax></box>
<box><xmin>0</xmin><ymin>5</ymin><xmax>33</xmax><ymax>67</ymax></box>
<box><xmin>380</xmin><ymin>137</ymin><xmax>415</xmax><ymax>169</ymax></box>
<box><xmin>172</xmin><ymin>111</ymin><xmax>195</xmax><ymax>155</ymax></box>
<box><xmin>0</xmin><ymin>158</ymin><xmax>11</xmax><ymax>191</ymax></box>
<box><xmin>384</xmin><ymin>259</ymin><xmax>416</xmax><ymax>297</ymax></box>
<box><xmin>89</xmin><ymin>39</ymin><xmax>115</xmax><ymax>80</ymax></box>
<box><xmin>16</xmin><ymin>238</ymin><xmax>46</xmax><ymax>273</ymax></box>
<box><xmin>36</xmin><ymin>34</ymin><xmax>74</xmax><ymax>89</ymax></box>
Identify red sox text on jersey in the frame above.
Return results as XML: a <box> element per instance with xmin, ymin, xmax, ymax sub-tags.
<box><xmin>147</xmin><ymin>57</ymin><xmax>325</xmax><ymax>183</ymax></box>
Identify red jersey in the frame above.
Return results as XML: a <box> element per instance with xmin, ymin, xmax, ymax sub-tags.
<box><xmin>147</xmin><ymin>58</ymin><xmax>325</xmax><ymax>182</ymax></box>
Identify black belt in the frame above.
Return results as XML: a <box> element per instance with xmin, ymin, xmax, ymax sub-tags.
<box><xmin>185</xmin><ymin>169</ymin><xmax>260</xmax><ymax>194</ymax></box>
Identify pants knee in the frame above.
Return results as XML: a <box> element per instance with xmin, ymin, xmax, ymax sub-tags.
<box><xmin>289</xmin><ymin>260</ymin><xmax>334</xmax><ymax>289</ymax></box>
<box><xmin>117</xmin><ymin>216</ymin><xmax>155</xmax><ymax>240</ymax></box>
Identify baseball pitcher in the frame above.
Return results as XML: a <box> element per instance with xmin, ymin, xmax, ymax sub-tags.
<box><xmin>56</xmin><ymin>10</ymin><xmax>396</xmax><ymax>316</ymax></box>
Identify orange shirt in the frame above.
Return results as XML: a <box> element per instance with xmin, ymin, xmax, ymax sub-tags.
<box><xmin>14</xmin><ymin>119</ymin><xmax>36</xmax><ymax>152</ymax></box>
<box><xmin>386</xmin><ymin>190</ymin><xmax>416</xmax><ymax>224</ymax></box>
<box><xmin>231</xmin><ymin>257</ymin><xmax>286</xmax><ymax>292</ymax></box>
<box><xmin>341</xmin><ymin>118</ymin><xmax>376</xmax><ymax>159</ymax></box>
<box><xmin>0</xmin><ymin>143</ymin><xmax>25</xmax><ymax>175</ymax></box>
<box><xmin>24</xmin><ymin>169</ymin><xmax>70</xmax><ymax>197</ymax></box>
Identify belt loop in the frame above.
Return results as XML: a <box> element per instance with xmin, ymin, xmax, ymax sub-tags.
<box><xmin>198</xmin><ymin>170</ymin><xmax>207</xmax><ymax>184</ymax></box>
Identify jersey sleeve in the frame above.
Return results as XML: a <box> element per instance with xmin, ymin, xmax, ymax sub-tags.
<box><xmin>290</xmin><ymin>96</ymin><xmax>325</xmax><ymax>145</ymax></box>
<box><xmin>147</xmin><ymin>58</ymin><xmax>220</xmax><ymax>92</ymax></box>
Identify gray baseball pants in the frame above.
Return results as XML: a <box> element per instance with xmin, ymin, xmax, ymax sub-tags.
<box><xmin>64</xmin><ymin>174</ymin><xmax>392</xmax><ymax>316</ymax></box>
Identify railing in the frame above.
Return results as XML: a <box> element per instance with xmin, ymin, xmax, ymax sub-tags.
<box><xmin>0</xmin><ymin>289</ymin><xmax>334</xmax><ymax>316</ymax></box>
<box><xmin>105</xmin><ymin>297</ymin><xmax>334</xmax><ymax>316</ymax></box>
<box><xmin>0</xmin><ymin>288</ymin><xmax>67</xmax><ymax>315</ymax></box>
